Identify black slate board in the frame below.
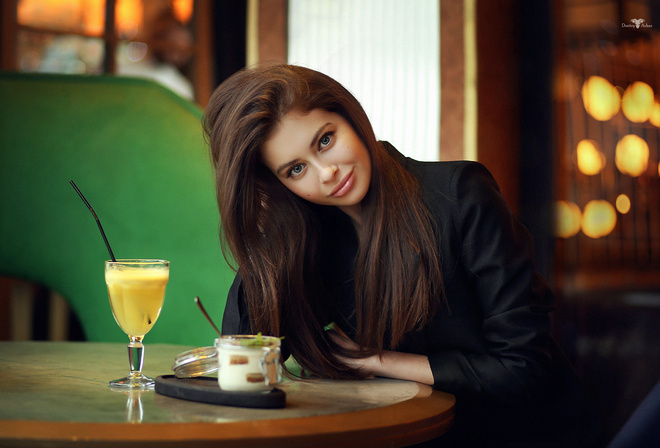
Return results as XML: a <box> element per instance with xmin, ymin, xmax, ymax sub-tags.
<box><xmin>154</xmin><ymin>375</ymin><xmax>286</xmax><ymax>409</ymax></box>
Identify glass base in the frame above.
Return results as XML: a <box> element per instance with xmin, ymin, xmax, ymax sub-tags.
<box><xmin>109</xmin><ymin>372</ymin><xmax>155</xmax><ymax>390</ymax></box>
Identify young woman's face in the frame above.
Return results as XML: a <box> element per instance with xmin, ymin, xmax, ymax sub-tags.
<box><xmin>260</xmin><ymin>108</ymin><xmax>372</xmax><ymax>222</ymax></box>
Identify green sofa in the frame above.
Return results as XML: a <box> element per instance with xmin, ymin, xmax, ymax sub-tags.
<box><xmin>0</xmin><ymin>72</ymin><xmax>234</xmax><ymax>346</ymax></box>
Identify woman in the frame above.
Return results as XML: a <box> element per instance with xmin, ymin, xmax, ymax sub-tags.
<box><xmin>203</xmin><ymin>65</ymin><xmax>600</xmax><ymax>447</ymax></box>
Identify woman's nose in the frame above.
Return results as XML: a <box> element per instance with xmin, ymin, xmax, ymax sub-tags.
<box><xmin>319</xmin><ymin>164</ymin><xmax>338</xmax><ymax>183</ymax></box>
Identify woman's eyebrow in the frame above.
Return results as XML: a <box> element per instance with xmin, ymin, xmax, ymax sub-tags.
<box><xmin>310</xmin><ymin>122</ymin><xmax>331</xmax><ymax>148</ymax></box>
<box><xmin>276</xmin><ymin>159</ymin><xmax>299</xmax><ymax>176</ymax></box>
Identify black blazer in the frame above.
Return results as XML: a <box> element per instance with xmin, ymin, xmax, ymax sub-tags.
<box><xmin>222</xmin><ymin>142</ymin><xmax>601</xmax><ymax>447</ymax></box>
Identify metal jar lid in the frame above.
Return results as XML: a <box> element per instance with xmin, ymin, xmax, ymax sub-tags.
<box><xmin>215</xmin><ymin>334</ymin><xmax>282</xmax><ymax>350</ymax></box>
<box><xmin>171</xmin><ymin>346</ymin><xmax>218</xmax><ymax>378</ymax></box>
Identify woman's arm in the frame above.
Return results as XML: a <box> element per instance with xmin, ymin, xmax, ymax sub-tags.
<box><xmin>329</xmin><ymin>330</ymin><xmax>434</xmax><ymax>385</ymax></box>
<box><xmin>426</xmin><ymin>161</ymin><xmax>554</xmax><ymax>403</ymax></box>
<box><xmin>365</xmin><ymin>350</ymin><xmax>435</xmax><ymax>385</ymax></box>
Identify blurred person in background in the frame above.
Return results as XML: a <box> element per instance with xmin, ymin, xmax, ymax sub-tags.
<box><xmin>118</xmin><ymin>9</ymin><xmax>194</xmax><ymax>101</ymax></box>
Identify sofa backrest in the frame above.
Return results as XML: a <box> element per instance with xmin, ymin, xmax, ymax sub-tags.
<box><xmin>0</xmin><ymin>72</ymin><xmax>233</xmax><ymax>346</ymax></box>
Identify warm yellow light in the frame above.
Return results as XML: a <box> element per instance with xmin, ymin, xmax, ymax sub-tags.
<box><xmin>17</xmin><ymin>0</ymin><xmax>105</xmax><ymax>36</ymax></box>
<box><xmin>622</xmin><ymin>81</ymin><xmax>654</xmax><ymax>123</ymax></box>
<box><xmin>616</xmin><ymin>194</ymin><xmax>631</xmax><ymax>214</ymax></box>
<box><xmin>82</xmin><ymin>0</ymin><xmax>104</xmax><ymax>36</ymax></box>
<box><xmin>172</xmin><ymin>0</ymin><xmax>194</xmax><ymax>24</ymax></box>
<box><xmin>582</xmin><ymin>200</ymin><xmax>617</xmax><ymax>238</ymax></box>
<box><xmin>581</xmin><ymin>76</ymin><xmax>621</xmax><ymax>121</ymax></box>
<box><xmin>615</xmin><ymin>134</ymin><xmax>649</xmax><ymax>177</ymax></box>
<box><xmin>115</xmin><ymin>0</ymin><xmax>143</xmax><ymax>40</ymax></box>
<box><xmin>650</xmin><ymin>101</ymin><xmax>660</xmax><ymax>127</ymax></box>
<box><xmin>575</xmin><ymin>139</ymin><xmax>606</xmax><ymax>175</ymax></box>
<box><xmin>554</xmin><ymin>201</ymin><xmax>582</xmax><ymax>238</ymax></box>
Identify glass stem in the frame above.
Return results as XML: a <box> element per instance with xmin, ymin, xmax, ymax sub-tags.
<box><xmin>128</xmin><ymin>337</ymin><xmax>144</xmax><ymax>376</ymax></box>
<box><xmin>126</xmin><ymin>391</ymin><xmax>144</xmax><ymax>423</ymax></box>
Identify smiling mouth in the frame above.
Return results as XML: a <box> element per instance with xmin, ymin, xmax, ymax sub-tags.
<box><xmin>330</xmin><ymin>170</ymin><xmax>355</xmax><ymax>197</ymax></box>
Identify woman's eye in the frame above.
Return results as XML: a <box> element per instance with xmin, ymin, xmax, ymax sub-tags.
<box><xmin>288</xmin><ymin>164</ymin><xmax>305</xmax><ymax>178</ymax></box>
<box><xmin>319</xmin><ymin>133</ymin><xmax>333</xmax><ymax>149</ymax></box>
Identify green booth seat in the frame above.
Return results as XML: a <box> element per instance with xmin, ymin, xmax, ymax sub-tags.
<box><xmin>0</xmin><ymin>72</ymin><xmax>233</xmax><ymax>346</ymax></box>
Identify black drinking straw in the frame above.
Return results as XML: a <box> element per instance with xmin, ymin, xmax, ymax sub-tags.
<box><xmin>70</xmin><ymin>180</ymin><xmax>117</xmax><ymax>262</ymax></box>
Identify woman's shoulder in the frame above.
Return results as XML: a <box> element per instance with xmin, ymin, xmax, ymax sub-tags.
<box><xmin>409</xmin><ymin>158</ymin><xmax>487</xmax><ymax>186</ymax></box>
<box><xmin>380</xmin><ymin>140</ymin><xmax>494</xmax><ymax>192</ymax></box>
<box><xmin>407</xmin><ymin>158</ymin><xmax>500</xmax><ymax>205</ymax></box>
<box><xmin>380</xmin><ymin>141</ymin><xmax>503</xmax><ymax>209</ymax></box>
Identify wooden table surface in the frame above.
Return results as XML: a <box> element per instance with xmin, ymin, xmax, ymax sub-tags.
<box><xmin>0</xmin><ymin>341</ymin><xmax>455</xmax><ymax>447</ymax></box>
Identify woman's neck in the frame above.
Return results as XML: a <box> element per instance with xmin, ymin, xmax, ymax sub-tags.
<box><xmin>338</xmin><ymin>204</ymin><xmax>362</xmax><ymax>228</ymax></box>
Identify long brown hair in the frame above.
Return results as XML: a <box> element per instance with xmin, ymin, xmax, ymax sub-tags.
<box><xmin>203</xmin><ymin>65</ymin><xmax>442</xmax><ymax>379</ymax></box>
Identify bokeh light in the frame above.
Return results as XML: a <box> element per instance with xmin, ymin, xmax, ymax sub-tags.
<box><xmin>581</xmin><ymin>76</ymin><xmax>621</xmax><ymax>121</ymax></box>
<box><xmin>115</xmin><ymin>0</ymin><xmax>143</xmax><ymax>40</ymax></box>
<box><xmin>555</xmin><ymin>201</ymin><xmax>582</xmax><ymax>238</ymax></box>
<box><xmin>18</xmin><ymin>0</ymin><xmax>105</xmax><ymax>36</ymax></box>
<box><xmin>172</xmin><ymin>0</ymin><xmax>194</xmax><ymax>24</ymax></box>
<box><xmin>615</xmin><ymin>134</ymin><xmax>649</xmax><ymax>177</ymax></box>
<box><xmin>621</xmin><ymin>81</ymin><xmax>654</xmax><ymax>123</ymax></box>
<box><xmin>575</xmin><ymin>139</ymin><xmax>606</xmax><ymax>175</ymax></box>
<box><xmin>650</xmin><ymin>100</ymin><xmax>660</xmax><ymax>127</ymax></box>
<box><xmin>582</xmin><ymin>200</ymin><xmax>617</xmax><ymax>238</ymax></box>
<box><xmin>616</xmin><ymin>194</ymin><xmax>631</xmax><ymax>214</ymax></box>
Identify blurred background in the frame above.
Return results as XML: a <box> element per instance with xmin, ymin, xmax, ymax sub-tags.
<box><xmin>1</xmin><ymin>0</ymin><xmax>659</xmax><ymax>445</ymax></box>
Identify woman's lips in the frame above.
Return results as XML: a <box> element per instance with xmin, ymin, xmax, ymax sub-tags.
<box><xmin>330</xmin><ymin>170</ymin><xmax>355</xmax><ymax>197</ymax></box>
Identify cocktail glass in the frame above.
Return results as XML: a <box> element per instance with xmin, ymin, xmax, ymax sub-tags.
<box><xmin>105</xmin><ymin>259</ymin><xmax>169</xmax><ymax>389</ymax></box>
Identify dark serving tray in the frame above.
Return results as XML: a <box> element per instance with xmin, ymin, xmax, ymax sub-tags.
<box><xmin>154</xmin><ymin>375</ymin><xmax>286</xmax><ymax>409</ymax></box>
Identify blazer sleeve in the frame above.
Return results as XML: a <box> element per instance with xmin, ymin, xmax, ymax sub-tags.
<box><xmin>221</xmin><ymin>272</ymin><xmax>253</xmax><ymax>335</ymax></box>
<box><xmin>222</xmin><ymin>272</ymin><xmax>292</xmax><ymax>360</ymax></box>
<box><xmin>428</xmin><ymin>162</ymin><xmax>555</xmax><ymax>404</ymax></box>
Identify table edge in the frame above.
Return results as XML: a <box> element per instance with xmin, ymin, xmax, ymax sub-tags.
<box><xmin>0</xmin><ymin>387</ymin><xmax>455</xmax><ymax>447</ymax></box>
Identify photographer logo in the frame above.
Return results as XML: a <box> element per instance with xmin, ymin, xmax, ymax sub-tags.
<box><xmin>623</xmin><ymin>18</ymin><xmax>652</xmax><ymax>29</ymax></box>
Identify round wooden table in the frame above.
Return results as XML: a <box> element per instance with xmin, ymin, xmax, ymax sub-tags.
<box><xmin>0</xmin><ymin>342</ymin><xmax>455</xmax><ymax>447</ymax></box>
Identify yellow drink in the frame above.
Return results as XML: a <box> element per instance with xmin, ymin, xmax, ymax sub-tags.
<box><xmin>106</xmin><ymin>266</ymin><xmax>169</xmax><ymax>338</ymax></box>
